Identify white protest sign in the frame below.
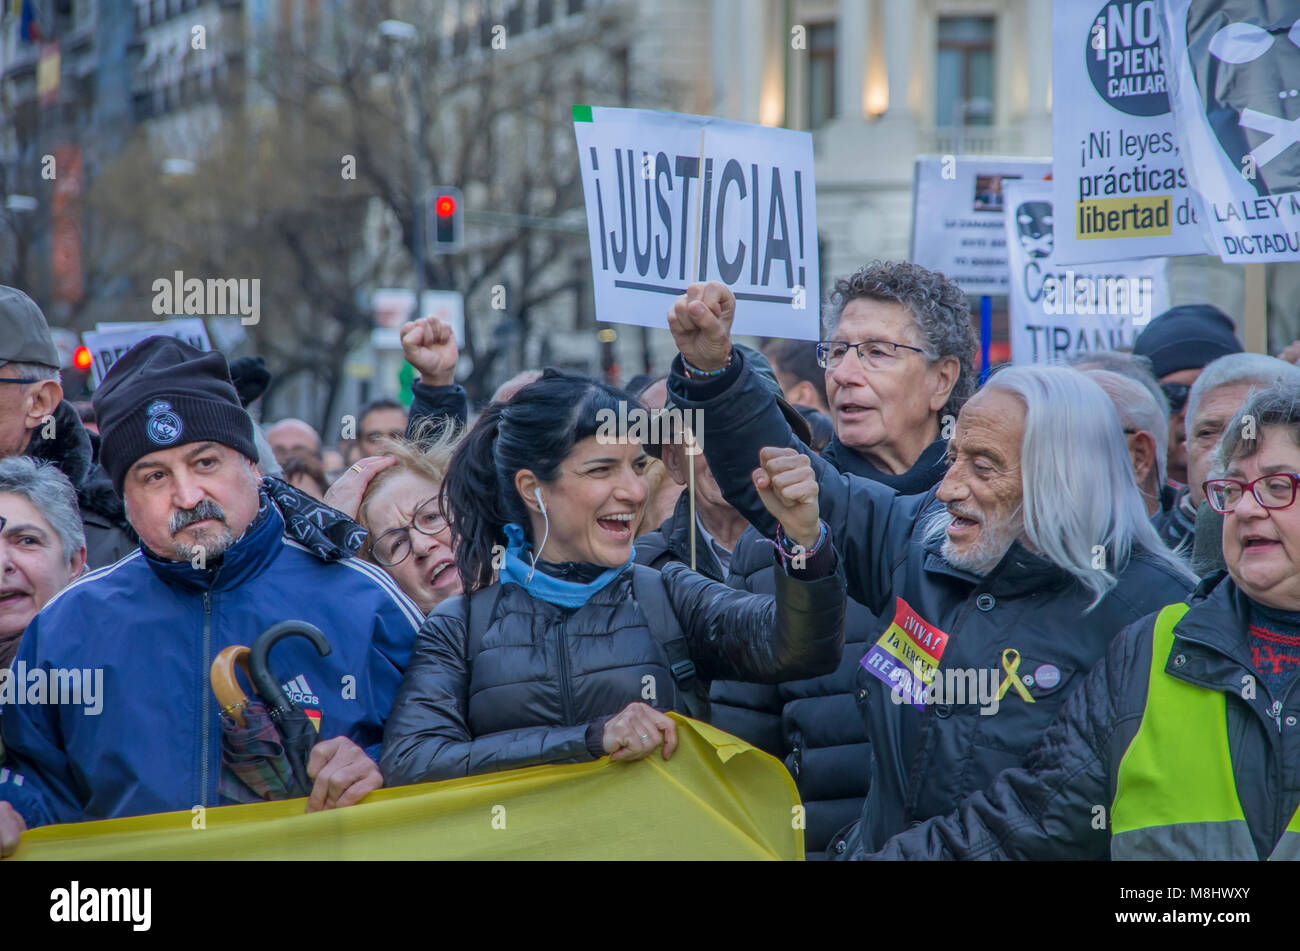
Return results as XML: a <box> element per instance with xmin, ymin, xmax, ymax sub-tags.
<box><xmin>573</xmin><ymin>105</ymin><xmax>819</xmax><ymax>339</ymax></box>
<box><xmin>910</xmin><ymin>156</ymin><xmax>1050</xmax><ymax>295</ymax></box>
<box><xmin>1051</xmin><ymin>0</ymin><xmax>1209</xmax><ymax>264</ymax></box>
<box><xmin>1160</xmin><ymin>0</ymin><xmax>1300</xmax><ymax>262</ymax></box>
<box><xmin>82</xmin><ymin>318</ymin><xmax>211</xmax><ymax>387</ymax></box>
<box><xmin>1004</xmin><ymin>180</ymin><xmax>1168</xmax><ymax>364</ymax></box>
<box><xmin>370</xmin><ymin>289</ymin><xmax>465</xmax><ymax>349</ymax></box>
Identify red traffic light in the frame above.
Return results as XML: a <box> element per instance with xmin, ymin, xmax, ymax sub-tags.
<box><xmin>435</xmin><ymin>195</ymin><xmax>456</xmax><ymax>217</ymax></box>
<box><xmin>73</xmin><ymin>345</ymin><xmax>92</xmax><ymax>370</ymax></box>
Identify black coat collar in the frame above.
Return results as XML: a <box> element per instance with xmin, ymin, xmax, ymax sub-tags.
<box><xmin>920</xmin><ymin>526</ymin><xmax>1073</xmax><ymax>598</ymax></box>
<box><xmin>822</xmin><ymin>436</ymin><xmax>949</xmax><ymax>496</ymax></box>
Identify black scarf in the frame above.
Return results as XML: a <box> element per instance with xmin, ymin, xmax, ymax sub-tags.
<box><xmin>261</xmin><ymin>477</ymin><xmax>367</xmax><ymax>561</ymax></box>
<box><xmin>821</xmin><ymin>436</ymin><xmax>949</xmax><ymax>495</ymax></box>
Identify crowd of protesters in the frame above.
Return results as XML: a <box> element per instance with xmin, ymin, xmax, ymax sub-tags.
<box><xmin>2</xmin><ymin>253</ymin><xmax>1300</xmax><ymax>862</ymax></box>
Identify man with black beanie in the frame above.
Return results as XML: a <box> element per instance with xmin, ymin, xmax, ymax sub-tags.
<box><xmin>1133</xmin><ymin>304</ymin><xmax>1243</xmax><ymax>487</ymax></box>
<box><xmin>0</xmin><ymin>337</ymin><xmax>424</xmax><ymax>849</ymax></box>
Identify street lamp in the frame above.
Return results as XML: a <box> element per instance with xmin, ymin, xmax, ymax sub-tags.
<box><xmin>379</xmin><ymin>18</ymin><xmax>428</xmax><ymax>312</ymax></box>
<box><xmin>379</xmin><ymin>19</ymin><xmax>418</xmax><ymax>42</ymax></box>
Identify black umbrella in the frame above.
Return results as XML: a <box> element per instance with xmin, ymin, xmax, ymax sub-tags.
<box><xmin>211</xmin><ymin>621</ymin><xmax>332</xmax><ymax>803</ymax></box>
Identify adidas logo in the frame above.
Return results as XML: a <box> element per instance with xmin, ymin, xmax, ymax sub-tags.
<box><xmin>280</xmin><ymin>674</ymin><xmax>320</xmax><ymax>707</ymax></box>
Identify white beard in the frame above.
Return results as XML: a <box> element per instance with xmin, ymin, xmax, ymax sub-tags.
<box><xmin>936</xmin><ymin>510</ymin><xmax>1021</xmax><ymax>576</ymax></box>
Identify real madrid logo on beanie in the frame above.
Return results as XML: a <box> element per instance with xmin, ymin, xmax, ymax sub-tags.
<box><xmin>93</xmin><ymin>337</ymin><xmax>257</xmax><ymax>495</ymax></box>
<box><xmin>146</xmin><ymin>400</ymin><xmax>183</xmax><ymax>445</ymax></box>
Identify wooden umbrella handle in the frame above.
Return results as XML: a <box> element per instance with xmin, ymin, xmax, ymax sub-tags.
<box><xmin>211</xmin><ymin>646</ymin><xmax>253</xmax><ymax>727</ymax></box>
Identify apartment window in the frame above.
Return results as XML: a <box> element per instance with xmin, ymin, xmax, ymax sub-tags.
<box><xmin>936</xmin><ymin>16</ymin><xmax>994</xmax><ymax>126</ymax></box>
<box><xmin>806</xmin><ymin>22</ymin><xmax>836</xmax><ymax>129</ymax></box>
<box><xmin>538</xmin><ymin>0</ymin><xmax>554</xmax><ymax>27</ymax></box>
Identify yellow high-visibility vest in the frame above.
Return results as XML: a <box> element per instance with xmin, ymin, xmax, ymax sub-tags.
<box><xmin>1111</xmin><ymin>602</ymin><xmax>1300</xmax><ymax>860</ymax></box>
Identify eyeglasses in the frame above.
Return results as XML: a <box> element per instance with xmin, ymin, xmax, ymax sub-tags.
<box><xmin>816</xmin><ymin>339</ymin><xmax>928</xmax><ymax>371</ymax></box>
<box><xmin>0</xmin><ymin>377</ymin><xmax>42</xmax><ymax>384</ymax></box>
<box><xmin>1202</xmin><ymin>473</ymin><xmax>1300</xmax><ymax>514</ymax></box>
<box><xmin>1161</xmin><ymin>382</ymin><xmax>1191</xmax><ymax>415</ymax></box>
<box><xmin>368</xmin><ymin>496</ymin><xmax>449</xmax><ymax>566</ymax></box>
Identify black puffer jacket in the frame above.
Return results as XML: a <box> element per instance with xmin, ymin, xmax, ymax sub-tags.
<box><xmin>865</xmin><ymin>575</ymin><xmax>1300</xmax><ymax>860</ymax></box>
<box><xmin>710</xmin><ymin>436</ymin><xmax>951</xmax><ymax>859</ymax></box>
<box><xmin>24</xmin><ymin>400</ymin><xmax>135</xmax><ymax>568</ymax></box>
<box><xmin>635</xmin><ymin>481</ymin><xmax>875</xmax><ymax>856</ymax></box>
<box><xmin>710</xmin><ymin>536</ymin><xmax>879</xmax><ymax>858</ymax></box>
<box><xmin>667</xmin><ymin>350</ymin><xmax>1197</xmax><ymax>856</ymax></box>
<box><xmin>379</xmin><ymin>557</ymin><xmax>846</xmax><ymax>783</ymax></box>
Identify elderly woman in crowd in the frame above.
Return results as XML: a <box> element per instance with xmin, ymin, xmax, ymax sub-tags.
<box><xmin>324</xmin><ymin>423</ymin><xmax>463</xmax><ymax>616</ymax></box>
<box><xmin>379</xmin><ymin>369</ymin><xmax>845</xmax><ymax>784</ymax></box>
<box><xmin>866</xmin><ymin>379</ymin><xmax>1300</xmax><ymax>859</ymax></box>
<box><xmin>814</xmin><ymin>261</ymin><xmax>974</xmax><ymax>490</ymax></box>
<box><xmin>0</xmin><ymin>456</ymin><xmax>86</xmax><ymax>670</ymax></box>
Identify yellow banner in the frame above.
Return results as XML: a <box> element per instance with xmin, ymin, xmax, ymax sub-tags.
<box><xmin>12</xmin><ymin>715</ymin><xmax>803</xmax><ymax>860</ymax></box>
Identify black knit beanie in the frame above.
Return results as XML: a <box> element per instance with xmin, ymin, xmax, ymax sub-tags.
<box><xmin>92</xmin><ymin>337</ymin><xmax>257</xmax><ymax>494</ymax></box>
<box><xmin>1133</xmin><ymin>304</ymin><xmax>1243</xmax><ymax>379</ymax></box>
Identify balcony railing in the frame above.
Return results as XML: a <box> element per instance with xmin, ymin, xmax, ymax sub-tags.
<box><xmin>920</xmin><ymin>126</ymin><xmax>1026</xmax><ymax>156</ymax></box>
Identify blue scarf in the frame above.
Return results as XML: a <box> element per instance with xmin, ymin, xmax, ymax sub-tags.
<box><xmin>499</xmin><ymin>522</ymin><xmax>633</xmax><ymax>609</ymax></box>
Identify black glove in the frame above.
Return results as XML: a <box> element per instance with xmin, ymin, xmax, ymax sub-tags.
<box><xmin>228</xmin><ymin>356</ymin><xmax>270</xmax><ymax>407</ymax></box>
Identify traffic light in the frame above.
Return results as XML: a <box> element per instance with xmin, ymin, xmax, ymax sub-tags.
<box><xmin>62</xmin><ymin>346</ymin><xmax>93</xmax><ymax>401</ymax></box>
<box><xmin>428</xmin><ymin>187</ymin><xmax>464</xmax><ymax>254</ymax></box>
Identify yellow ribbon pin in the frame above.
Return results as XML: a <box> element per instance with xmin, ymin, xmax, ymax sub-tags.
<box><xmin>997</xmin><ymin>648</ymin><xmax>1036</xmax><ymax>703</ymax></box>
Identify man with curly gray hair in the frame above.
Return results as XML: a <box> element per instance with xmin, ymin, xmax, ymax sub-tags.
<box><xmin>817</xmin><ymin>261</ymin><xmax>977</xmax><ymax>493</ymax></box>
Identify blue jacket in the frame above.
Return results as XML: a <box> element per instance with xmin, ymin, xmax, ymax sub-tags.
<box><xmin>0</xmin><ymin>483</ymin><xmax>423</xmax><ymax>827</ymax></box>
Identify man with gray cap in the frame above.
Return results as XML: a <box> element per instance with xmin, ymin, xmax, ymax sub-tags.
<box><xmin>0</xmin><ymin>285</ymin><xmax>134</xmax><ymax>567</ymax></box>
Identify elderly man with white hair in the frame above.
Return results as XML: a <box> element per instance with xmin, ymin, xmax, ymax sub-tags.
<box><xmin>1159</xmin><ymin>353</ymin><xmax>1300</xmax><ymax>563</ymax></box>
<box><xmin>1083</xmin><ymin>369</ymin><xmax>1168</xmax><ymax>518</ymax></box>
<box><xmin>665</xmin><ymin>281</ymin><xmax>1198</xmax><ymax>857</ymax></box>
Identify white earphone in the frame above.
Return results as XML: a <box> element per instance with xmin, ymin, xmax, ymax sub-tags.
<box><xmin>528</xmin><ymin>486</ymin><xmax>550</xmax><ymax>582</ymax></box>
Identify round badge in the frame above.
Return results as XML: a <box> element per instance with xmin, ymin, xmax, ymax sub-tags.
<box><xmin>145</xmin><ymin>399</ymin><xmax>183</xmax><ymax>446</ymax></box>
<box><xmin>1034</xmin><ymin>664</ymin><xmax>1061</xmax><ymax>689</ymax></box>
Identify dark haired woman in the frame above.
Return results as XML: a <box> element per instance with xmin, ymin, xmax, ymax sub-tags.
<box><xmin>380</xmin><ymin>370</ymin><xmax>845</xmax><ymax>782</ymax></box>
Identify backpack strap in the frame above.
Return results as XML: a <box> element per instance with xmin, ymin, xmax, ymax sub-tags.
<box><xmin>631</xmin><ymin>564</ymin><xmax>709</xmax><ymax>722</ymax></box>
